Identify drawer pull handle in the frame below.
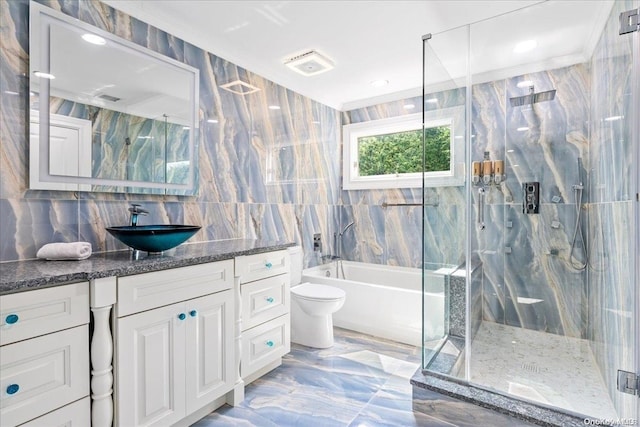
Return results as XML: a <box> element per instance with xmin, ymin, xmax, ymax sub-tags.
<box><xmin>178</xmin><ymin>313</ymin><xmax>186</xmax><ymax>321</ymax></box>
<box><xmin>5</xmin><ymin>314</ymin><xmax>19</xmax><ymax>325</ymax></box>
<box><xmin>265</xmin><ymin>262</ymin><xmax>273</xmax><ymax>269</ymax></box>
<box><xmin>6</xmin><ymin>384</ymin><xmax>19</xmax><ymax>395</ymax></box>
<box><xmin>266</xmin><ymin>340</ymin><xmax>274</xmax><ymax>347</ymax></box>
<box><xmin>189</xmin><ymin>310</ymin><xmax>197</xmax><ymax>317</ymax></box>
<box><xmin>266</xmin><ymin>297</ymin><xmax>274</xmax><ymax>303</ymax></box>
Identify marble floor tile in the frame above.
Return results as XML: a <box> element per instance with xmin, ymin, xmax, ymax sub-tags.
<box><xmin>193</xmin><ymin>327</ymin><xmax>537</xmax><ymax>427</ymax></box>
<box><xmin>465</xmin><ymin>322</ymin><xmax>618</xmax><ymax>420</ymax></box>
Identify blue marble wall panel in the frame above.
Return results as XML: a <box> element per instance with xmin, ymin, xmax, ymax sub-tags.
<box><xmin>0</xmin><ymin>0</ymin><xmax>339</xmax><ymax>263</ymax></box>
<box><xmin>470</xmin><ymin>65</ymin><xmax>590</xmax><ymax>339</ymax></box>
<box><xmin>0</xmin><ymin>198</ymin><xmax>80</xmax><ymax>260</ymax></box>
<box><xmin>502</xmin><ymin>205</ymin><xmax>587</xmax><ymax>338</ymax></box>
<box><xmin>587</xmin><ymin>0</ymin><xmax>638</xmax><ymax>418</ymax></box>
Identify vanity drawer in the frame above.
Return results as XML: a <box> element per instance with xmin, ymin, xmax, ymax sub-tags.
<box><xmin>236</xmin><ymin>250</ymin><xmax>289</xmax><ymax>284</ymax></box>
<box><xmin>241</xmin><ymin>314</ymin><xmax>290</xmax><ymax>378</ymax></box>
<box><xmin>117</xmin><ymin>259</ymin><xmax>233</xmax><ymax>317</ymax></box>
<box><xmin>0</xmin><ymin>325</ymin><xmax>90</xmax><ymax>427</ymax></box>
<box><xmin>0</xmin><ymin>282</ymin><xmax>89</xmax><ymax>346</ymax></box>
<box><xmin>20</xmin><ymin>396</ymin><xmax>90</xmax><ymax>427</ymax></box>
<box><xmin>241</xmin><ymin>274</ymin><xmax>290</xmax><ymax>331</ymax></box>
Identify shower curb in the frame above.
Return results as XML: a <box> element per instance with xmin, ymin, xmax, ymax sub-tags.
<box><xmin>411</xmin><ymin>370</ymin><xmax>587</xmax><ymax>427</ymax></box>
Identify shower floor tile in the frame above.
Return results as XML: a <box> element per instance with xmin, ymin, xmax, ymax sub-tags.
<box><xmin>466</xmin><ymin>322</ymin><xmax>618</xmax><ymax>420</ymax></box>
<box><xmin>193</xmin><ymin>327</ymin><xmax>537</xmax><ymax>426</ymax></box>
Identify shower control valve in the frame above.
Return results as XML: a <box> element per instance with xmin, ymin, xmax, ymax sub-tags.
<box><xmin>523</xmin><ymin>182</ymin><xmax>540</xmax><ymax>214</ymax></box>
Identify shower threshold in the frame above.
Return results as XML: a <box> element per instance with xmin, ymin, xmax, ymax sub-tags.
<box><xmin>413</xmin><ymin>322</ymin><xmax>619</xmax><ymax>427</ymax></box>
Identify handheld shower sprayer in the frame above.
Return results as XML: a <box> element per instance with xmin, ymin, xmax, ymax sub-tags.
<box><xmin>569</xmin><ymin>157</ymin><xmax>588</xmax><ymax>270</ymax></box>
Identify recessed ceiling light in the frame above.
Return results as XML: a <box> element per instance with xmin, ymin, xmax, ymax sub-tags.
<box><xmin>207</xmin><ymin>119</ymin><xmax>219</xmax><ymax>123</ymax></box>
<box><xmin>182</xmin><ymin>126</ymin><xmax>190</xmax><ymax>130</ymax></box>
<box><xmin>507</xmin><ymin>149</ymin><xmax>515</xmax><ymax>153</ymax></box>
<box><xmin>312</xmin><ymin>120</ymin><xmax>320</xmax><ymax>124</ymax></box>
<box><xmin>284</xmin><ymin>50</ymin><xmax>334</xmax><ymax>76</ymax></box>
<box><xmin>513</xmin><ymin>39</ymin><xmax>537</xmax><ymax>53</ymax></box>
<box><xmin>4</xmin><ymin>90</ymin><xmax>18</xmax><ymax>96</ymax></box>
<box><xmin>403</xmin><ymin>104</ymin><xmax>415</xmax><ymax>110</ymax></box>
<box><xmin>82</xmin><ymin>33</ymin><xmax>106</xmax><ymax>45</ymax></box>
<box><xmin>517</xmin><ymin>80</ymin><xmax>534</xmax><ymax>88</ymax></box>
<box><xmin>425</xmin><ymin>97</ymin><xmax>438</xmax><ymax>104</ymax></box>
<box><xmin>268</xmin><ymin>105</ymin><xmax>281</xmax><ymax>110</ymax></box>
<box><xmin>219</xmin><ymin>79</ymin><xmax>260</xmax><ymax>95</ymax></box>
<box><xmin>370</xmin><ymin>79</ymin><xmax>388</xmax><ymax>88</ymax></box>
<box><xmin>604</xmin><ymin>115</ymin><xmax>623</xmax><ymax>121</ymax></box>
<box><xmin>34</xmin><ymin>71</ymin><xmax>55</xmax><ymax>79</ymax></box>
<box><xmin>517</xmin><ymin>126</ymin><xmax>529</xmax><ymax>132</ymax></box>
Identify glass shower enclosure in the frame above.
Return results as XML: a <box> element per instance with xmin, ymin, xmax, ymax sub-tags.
<box><xmin>421</xmin><ymin>0</ymin><xmax>639</xmax><ymax>421</ymax></box>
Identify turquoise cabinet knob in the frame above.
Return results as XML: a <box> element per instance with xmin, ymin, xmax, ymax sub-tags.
<box><xmin>6</xmin><ymin>384</ymin><xmax>19</xmax><ymax>395</ymax></box>
<box><xmin>5</xmin><ymin>314</ymin><xmax>19</xmax><ymax>325</ymax></box>
<box><xmin>266</xmin><ymin>297</ymin><xmax>274</xmax><ymax>303</ymax></box>
<box><xmin>189</xmin><ymin>310</ymin><xmax>197</xmax><ymax>317</ymax></box>
<box><xmin>266</xmin><ymin>340</ymin><xmax>274</xmax><ymax>347</ymax></box>
<box><xmin>178</xmin><ymin>313</ymin><xmax>186</xmax><ymax>321</ymax></box>
<box><xmin>265</xmin><ymin>262</ymin><xmax>273</xmax><ymax>269</ymax></box>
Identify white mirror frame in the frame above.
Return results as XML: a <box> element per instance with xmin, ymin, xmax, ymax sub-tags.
<box><xmin>29</xmin><ymin>2</ymin><xmax>199</xmax><ymax>192</ymax></box>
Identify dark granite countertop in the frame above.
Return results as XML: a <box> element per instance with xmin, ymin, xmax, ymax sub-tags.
<box><xmin>0</xmin><ymin>239</ymin><xmax>296</xmax><ymax>295</ymax></box>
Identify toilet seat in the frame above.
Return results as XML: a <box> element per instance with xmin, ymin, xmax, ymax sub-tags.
<box><xmin>291</xmin><ymin>283</ymin><xmax>345</xmax><ymax>301</ymax></box>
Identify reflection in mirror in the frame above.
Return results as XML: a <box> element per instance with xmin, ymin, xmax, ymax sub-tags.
<box><xmin>29</xmin><ymin>2</ymin><xmax>199</xmax><ymax>194</ymax></box>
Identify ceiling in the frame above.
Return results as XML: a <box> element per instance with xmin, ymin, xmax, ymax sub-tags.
<box><xmin>101</xmin><ymin>0</ymin><xmax>614</xmax><ymax>111</ymax></box>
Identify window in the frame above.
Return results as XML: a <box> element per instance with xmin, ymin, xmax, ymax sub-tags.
<box><xmin>342</xmin><ymin>108</ymin><xmax>464</xmax><ymax>190</ymax></box>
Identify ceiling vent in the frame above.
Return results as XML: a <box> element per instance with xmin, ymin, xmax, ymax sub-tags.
<box><xmin>284</xmin><ymin>50</ymin><xmax>334</xmax><ymax>76</ymax></box>
<box><xmin>219</xmin><ymin>79</ymin><xmax>261</xmax><ymax>95</ymax></box>
<box><xmin>97</xmin><ymin>93</ymin><xmax>121</xmax><ymax>102</ymax></box>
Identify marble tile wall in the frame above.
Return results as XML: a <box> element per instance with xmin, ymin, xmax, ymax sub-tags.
<box><xmin>587</xmin><ymin>0</ymin><xmax>638</xmax><ymax>418</ymax></box>
<box><xmin>0</xmin><ymin>0</ymin><xmax>340</xmax><ymax>267</ymax></box>
<box><xmin>471</xmin><ymin>64</ymin><xmax>590</xmax><ymax>339</ymax></box>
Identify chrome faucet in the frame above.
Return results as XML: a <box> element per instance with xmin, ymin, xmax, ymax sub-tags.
<box><xmin>334</xmin><ymin>221</ymin><xmax>355</xmax><ymax>260</ymax></box>
<box><xmin>128</xmin><ymin>203</ymin><xmax>148</xmax><ymax>226</ymax></box>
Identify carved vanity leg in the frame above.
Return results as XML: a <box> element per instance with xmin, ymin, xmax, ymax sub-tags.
<box><xmin>226</xmin><ymin>275</ymin><xmax>244</xmax><ymax>406</ymax></box>
<box><xmin>90</xmin><ymin>277</ymin><xmax>116</xmax><ymax>427</ymax></box>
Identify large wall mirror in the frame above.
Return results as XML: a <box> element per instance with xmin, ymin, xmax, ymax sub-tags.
<box><xmin>29</xmin><ymin>2</ymin><xmax>199</xmax><ymax>194</ymax></box>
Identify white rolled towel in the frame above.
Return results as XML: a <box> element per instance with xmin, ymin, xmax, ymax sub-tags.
<box><xmin>36</xmin><ymin>242</ymin><xmax>92</xmax><ymax>261</ymax></box>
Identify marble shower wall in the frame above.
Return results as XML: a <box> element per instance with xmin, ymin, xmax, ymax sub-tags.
<box><xmin>471</xmin><ymin>63</ymin><xmax>591</xmax><ymax>339</ymax></box>
<box><xmin>0</xmin><ymin>0</ymin><xmax>340</xmax><ymax>266</ymax></box>
<box><xmin>587</xmin><ymin>0</ymin><xmax>638</xmax><ymax>418</ymax></box>
<box><xmin>341</xmin><ymin>93</ymin><xmax>466</xmax><ymax>270</ymax></box>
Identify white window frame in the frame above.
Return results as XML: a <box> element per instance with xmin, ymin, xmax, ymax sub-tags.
<box><xmin>342</xmin><ymin>108</ymin><xmax>464</xmax><ymax>190</ymax></box>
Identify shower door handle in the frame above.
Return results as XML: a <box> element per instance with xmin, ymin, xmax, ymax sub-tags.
<box><xmin>478</xmin><ymin>188</ymin><xmax>485</xmax><ymax>230</ymax></box>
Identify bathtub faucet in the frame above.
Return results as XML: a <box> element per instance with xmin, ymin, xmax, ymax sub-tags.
<box><xmin>334</xmin><ymin>221</ymin><xmax>355</xmax><ymax>260</ymax></box>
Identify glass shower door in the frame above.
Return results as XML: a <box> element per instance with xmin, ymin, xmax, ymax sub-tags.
<box><xmin>421</xmin><ymin>26</ymin><xmax>469</xmax><ymax>375</ymax></box>
<box><xmin>421</xmin><ymin>0</ymin><xmax>639</xmax><ymax>422</ymax></box>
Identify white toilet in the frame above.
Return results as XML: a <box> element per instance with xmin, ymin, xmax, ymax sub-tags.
<box><xmin>288</xmin><ymin>246</ymin><xmax>346</xmax><ymax>348</ymax></box>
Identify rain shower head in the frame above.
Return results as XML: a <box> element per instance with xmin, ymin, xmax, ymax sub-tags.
<box><xmin>509</xmin><ymin>85</ymin><xmax>556</xmax><ymax>107</ymax></box>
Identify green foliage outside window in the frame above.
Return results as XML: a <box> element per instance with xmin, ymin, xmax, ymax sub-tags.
<box><xmin>357</xmin><ymin>125</ymin><xmax>451</xmax><ymax>177</ymax></box>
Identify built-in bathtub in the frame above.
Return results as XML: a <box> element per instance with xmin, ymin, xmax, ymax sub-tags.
<box><xmin>301</xmin><ymin>261</ymin><xmax>446</xmax><ymax>346</ymax></box>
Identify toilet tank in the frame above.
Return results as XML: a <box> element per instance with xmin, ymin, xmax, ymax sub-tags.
<box><xmin>288</xmin><ymin>246</ymin><xmax>303</xmax><ymax>285</ymax></box>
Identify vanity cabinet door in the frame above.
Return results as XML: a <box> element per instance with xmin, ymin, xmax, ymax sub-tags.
<box><xmin>117</xmin><ymin>302</ymin><xmax>187</xmax><ymax>427</ymax></box>
<box><xmin>185</xmin><ymin>290</ymin><xmax>234</xmax><ymax>414</ymax></box>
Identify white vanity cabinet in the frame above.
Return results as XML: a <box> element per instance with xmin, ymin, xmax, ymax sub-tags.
<box><xmin>115</xmin><ymin>260</ymin><xmax>235</xmax><ymax>427</ymax></box>
<box><xmin>236</xmin><ymin>250</ymin><xmax>291</xmax><ymax>383</ymax></box>
<box><xmin>0</xmin><ymin>282</ymin><xmax>90</xmax><ymax>427</ymax></box>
